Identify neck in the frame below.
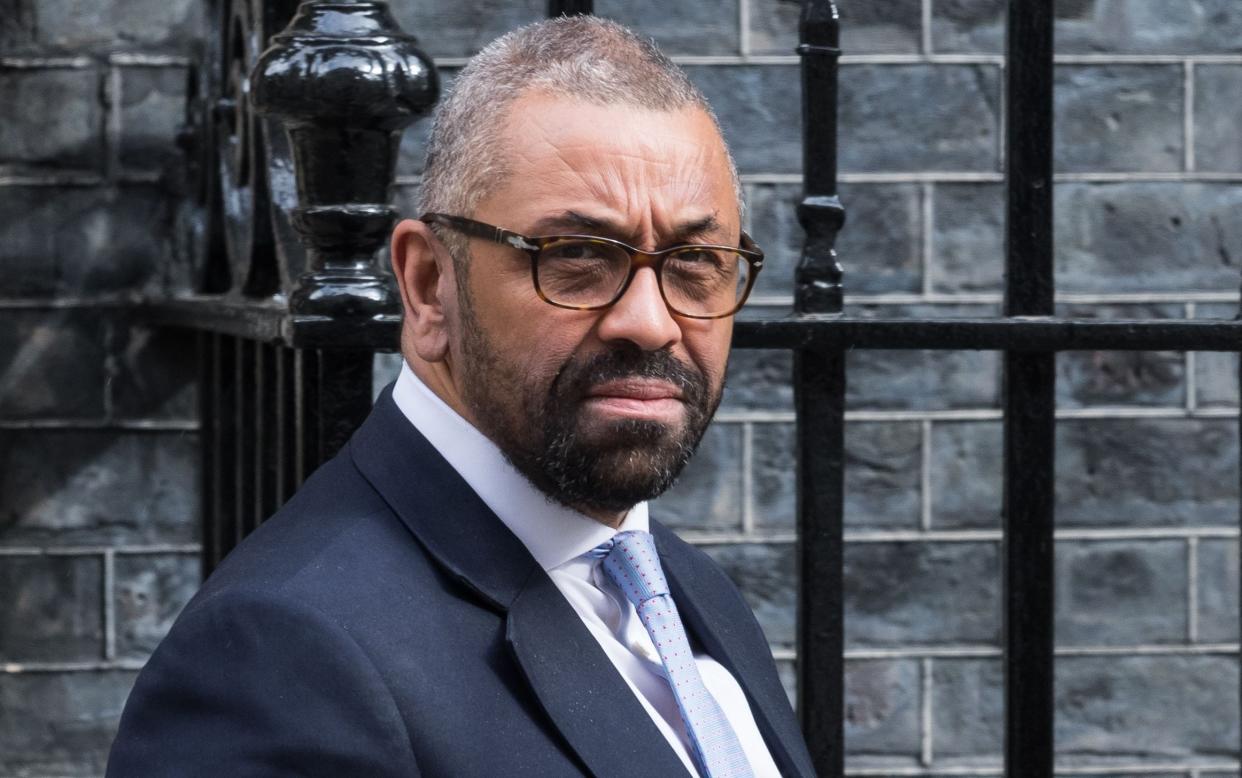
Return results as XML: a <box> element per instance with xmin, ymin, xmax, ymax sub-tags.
<box><xmin>409</xmin><ymin>358</ymin><xmax>480</xmax><ymax>429</ymax></box>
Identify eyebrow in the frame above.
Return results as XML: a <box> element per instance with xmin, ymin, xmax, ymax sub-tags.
<box><xmin>528</xmin><ymin>210</ymin><xmax>726</xmax><ymax>244</ymax></box>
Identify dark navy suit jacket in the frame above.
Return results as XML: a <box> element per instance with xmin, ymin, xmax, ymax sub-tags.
<box><xmin>107</xmin><ymin>389</ymin><xmax>816</xmax><ymax>777</ymax></box>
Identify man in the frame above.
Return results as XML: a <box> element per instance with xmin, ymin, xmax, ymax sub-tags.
<box><xmin>108</xmin><ymin>16</ymin><xmax>814</xmax><ymax>778</ymax></box>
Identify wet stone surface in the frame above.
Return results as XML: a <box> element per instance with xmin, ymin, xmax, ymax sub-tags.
<box><xmin>0</xmin><ymin>430</ymin><xmax>198</xmax><ymax>547</ymax></box>
<box><xmin>0</xmin><ymin>555</ymin><xmax>103</xmax><ymax>663</ymax></box>
<box><xmin>114</xmin><ymin>553</ymin><xmax>200</xmax><ymax>660</ymax></box>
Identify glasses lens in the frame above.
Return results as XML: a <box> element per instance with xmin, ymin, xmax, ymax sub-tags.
<box><xmin>535</xmin><ymin>239</ymin><xmax>631</xmax><ymax>307</ymax></box>
<box><xmin>661</xmin><ymin>247</ymin><xmax>751</xmax><ymax>317</ymax></box>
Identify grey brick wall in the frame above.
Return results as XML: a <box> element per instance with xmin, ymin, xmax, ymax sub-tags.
<box><xmin>4</xmin><ymin>0</ymin><xmax>1242</xmax><ymax>775</ymax></box>
<box><xmin>0</xmin><ymin>0</ymin><xmax>203</xmax><ymax>774</ymax></box>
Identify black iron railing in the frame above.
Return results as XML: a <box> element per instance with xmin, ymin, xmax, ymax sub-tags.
<box><xmin>149</xmin><ymin>0</ymin><xmax>1242</xmax><ymax>775</ymax></box>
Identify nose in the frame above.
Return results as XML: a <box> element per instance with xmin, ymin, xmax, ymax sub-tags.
<box><xmin>595</xmin><ymin>267</ymin><xmax>682</xmax><ymax>351</ymax></box>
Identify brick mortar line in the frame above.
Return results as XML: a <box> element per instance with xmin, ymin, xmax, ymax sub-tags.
<box><xmin>0</xmin><ymin>296</ymin><xmax>148</xmax><ymax>308</ymax></box>
<box><xmin>919</xmin><ymin>657</ymin><xmax>934</xmax><ymax>766</ymax></box>
<box><xmin>103</xmin><ymin>550</ymin><xmax>116</xmax><ymax>662</ymax></box>
<box><xmin>770</xmin><ymin>643</ymin><xmax>1241</xmax><ymax>661</ymax></box>
<box><xmin>862</xmin><ymin>291</ymin><xmax>1239</xmax><ymax>303</ymax></box>
<box><xmin>1058</xmin><ymin>53</ymin><xmax>1242</xmax><ymax>64</ymax></box>
<box><xmin>0</xmin><ymin>545</ymin><xmax>200</xmax><ymax>556</ymax></box>
<box><xmin>2</xmin><ymin>50</ymin><xmax>1236</xmax><ymax>88</ymax></box>
<box><xmin>741</xmin><ymin>422</ymin><xmax>755</xmax><ymax>534</ymax></box>
<box><xmin>845</xmin><ymin>764</ymin><xmax>1239</xmax><ymax>777</ymax></box>
<box><xmin>842</xmin><ymin>171</ymin><xmax>1003</xmax><ymax>183</ymax></box>
<box><xmin>920</xmin><ymin>0</ymin><xmax>933</xmax><ymax>56</ymax></box>
<box><xmin>920</xmin><ymin>182</ymin><xmax>935</xmax><ymax>297</ymax></box>
<box><xmin>752</xmin><ymin>291</ymin><xmax>1242</xmax><ymax>304</ymax></box>
<box><xmin>919</xmin><ymin>420</ymin><xmax>933</xmax><ymax>532</ymax></box>
<box><xmin>108</xmin><ymin>53</ymin><xmax>190</xmax><ymax>66</ymax></box>
<box><xmin>714</xmin><ymin>408</ymin><xmax>1241</xmax><ymax>425</ymax></box>
<box><xmin>1056</xmin><ymin>171</ymin><xmax>1242</xmax><ymax>182</ymax></box>
<box><xmin>738</xmin><ymin>171</ymin><xmax>1242</xmax><ymax>183</ymax></box>
<box><xmin>0</xmin><ymin>173</ymin><xmax>106</xmax><ymax>186</ymax></box>
<box><xmin>0</xmin><ymin>171</ymin><xmax>166</xmax><ymax>186</ymax></box>
<box><xmin>737</xmin><ymin>0</ymin><xmax>750</xmax><ymax>58</ymax></box>
<box><xmin>678</xmin><ymin>53</ymin><xmax>1242</xmax><ymax>65</ymax></box>
<box><xmin>197</xmin><ymin>170</ymin><xmax>1242</xmax><ymax>187</ymax></box>
<box><xmin>862</xmin><ymin>644</ymin><xmax>1237</xmax><ymax>659</ymax></box>
<box><xmin>2</xmin><ymin>660</ymin><xmax>147</xmax><ymax>673</ymax></box>
<box><xmin>682</xmin><ymin>526</ymin><xmax>1240</xmax><ymax>544</ymax></box>
<box><xmin>1183</xmin><ymin>60</ymin><xmax>1196</xmax><ymax>172</ymax></box>
<box><xmin>0</xmin><ymin>56</ymin><xmax>94</xmax><ymax>68</ymax></box>
<box><xmin>0</xmin><ymin>420</ymin><xmax>200</xmax><ymax>431</ymax></box>
<box><xmin>0</xmin><ymin>54</ymin><xmax>191</xmax><ymax>67</ymax></box>
<box><xmin>104</xmin><ymin>65</ymin><xmax>121</xmax><ymax>181</ymax></box>
<box><xmin>996</xmin><ymin>51</ymin><xmax>1007</xmax><ymax>172</ymax></box>
<box><xmin>1187</xmin><ymin>537</ymin><xmax>1200</xmax><ymax>643</ymax></box>
<box><xmin>1185</xmin><ymin>304</ymin><xmax>1200</xmax><ymax>413</ymax></box>
<box><xmin>190</xmin><ymin>52</ymin><xmax>1242</xmax><ymax>69</ymax></box>
<box><xmin>1057</xmin><ymin>407</ymin><xmax>1238</xmax><ymax>419</ymax></box>
<box><xmin>102</xmin><ymin>318</ymin><xmax>118</xmax><ymax>421</ymax></box>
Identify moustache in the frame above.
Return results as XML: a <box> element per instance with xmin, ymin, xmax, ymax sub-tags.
<box><xmin>553</xmin><ymin>348</ymin><xmax>707</xmax><ymax>406</ymax></box>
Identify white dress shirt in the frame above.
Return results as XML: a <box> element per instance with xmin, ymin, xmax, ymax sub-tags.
<box><xmin>391</xmin><ymin>364</ymin><xmax>781</xmax><ymax>778</ymax></box>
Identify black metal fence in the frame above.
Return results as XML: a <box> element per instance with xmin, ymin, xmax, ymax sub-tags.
<box><xmin>149</xmin><ymin>0</ymin><xmax>1242</xmax><ymax>775</ymax></box>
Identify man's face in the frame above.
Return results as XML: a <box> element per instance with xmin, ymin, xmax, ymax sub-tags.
<box><xmin>445</xmin><ymin>93</ymin><xmax>740</xmax><ymax>519</ymax></box>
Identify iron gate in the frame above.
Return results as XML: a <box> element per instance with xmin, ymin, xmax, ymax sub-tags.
<box><xmin>148</xmin><ymin>0</ymin><xmax>1242</xmax><ymax>775</ymax></box>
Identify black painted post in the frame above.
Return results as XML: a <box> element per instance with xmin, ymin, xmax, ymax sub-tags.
<box><xmin>252</xmin><ymin>0</ymin><xmax>439</xmax><ymax>318</ymax></box>
<box><xmin>1003</xmin><ymin>0</ymin><xmax>1057</xmax><ymax>775</ymax></box>
<box><xmin>314</xmin><ymin>350</ymin><xmax>376</xmax><ymax>465</ymax></box>
<box><xmin>794</xmin><ymin>2</ymin><xmax>847</xmax><ymax>775</ymax></box>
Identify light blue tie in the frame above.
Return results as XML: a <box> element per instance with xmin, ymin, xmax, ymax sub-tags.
<box><xmin>593</xmin><ymin>531</ymin><xmax>754</xmax><ymax>778</ymax></box>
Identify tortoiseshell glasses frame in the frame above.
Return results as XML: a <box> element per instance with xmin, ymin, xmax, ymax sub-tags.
<box><xmin>420</xmin><ymin>212</ymin><xmax>765</xmax><ymax>320</ymax></box>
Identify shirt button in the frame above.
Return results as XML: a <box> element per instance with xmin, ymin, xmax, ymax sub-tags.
<box><xmin>631</xmin><ymin>640</ymin><xmax>658</xmax><ymax>662</ymax></box>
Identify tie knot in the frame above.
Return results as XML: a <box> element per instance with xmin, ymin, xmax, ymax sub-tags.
<box><xmin>598</xmin><ymin>531</ymin><xmax>669</xmax><ymax>605</ymax></box>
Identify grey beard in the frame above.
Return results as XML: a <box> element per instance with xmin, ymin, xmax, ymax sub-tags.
<box><xmin>531</xmin><ymin>415</ymin><xmax>699</xmax><ymax>515</ymax></box>
<box><xmin>477</xmin><ymin>344</ymin><xmax>718</xmax><ymax>517</ymax></box>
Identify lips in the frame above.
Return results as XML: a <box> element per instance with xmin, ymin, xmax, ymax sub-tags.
<box><xmin>582</xmin><ymin>379</ymin><xmax>686</xmax><ymax>422</ymax></box>
<box><xmin>585</xmin><ymin>379</ymin><xmax>684</xmax><ymax>402</ymax></box>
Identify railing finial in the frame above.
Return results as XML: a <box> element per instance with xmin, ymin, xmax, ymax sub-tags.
<box><xmin>252</xmin><ymin>0</ymin><xmax>439</xmax><ymax>319</ymax></box>
<box><xmin>795</xmin><ymin>0</ymin><xmax>846</xmax><ymax>316</ymax></box>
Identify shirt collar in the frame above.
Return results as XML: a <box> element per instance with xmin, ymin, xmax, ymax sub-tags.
<box><xmin>390</xmin><ymin>362</ymin><xmax>649</xmax><ymax>571</ymax></box>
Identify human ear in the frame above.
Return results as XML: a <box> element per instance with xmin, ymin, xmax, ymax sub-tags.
<box><xmin>390</xmin><ymin>218</ymin><xmax>453</xmax><ymax>362</ymax></box>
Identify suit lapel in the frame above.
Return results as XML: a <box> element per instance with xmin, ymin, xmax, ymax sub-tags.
<box><xmin>654</xmin><ymin>523</ymin><xmax>817</xmax><ymax>778</ymax></box>
<box><xmin>351</xmin><ymin>390</ymin><xmax>690</xmax><ymax>777</ymax></box>
<box><xmin>507</xmin><ymin>571</ymin><xmax>693</xmax><ymax>778</ymax></box>
<box><xmin>349</xmin><ymin>387</ymin><xmax>533</xmax><ymax>611</ymax></box>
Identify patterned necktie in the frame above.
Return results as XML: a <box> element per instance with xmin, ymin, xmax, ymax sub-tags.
<box><xmin>592</xmin><ymin>531</ymin><xmax>754</xmax><ymax>778</ymax></box>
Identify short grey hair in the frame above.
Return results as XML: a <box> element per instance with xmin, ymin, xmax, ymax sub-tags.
<box><xmin>418</xmin><ymin>15</ymin><xmax>742</xmax><ymax>259</ymax></box>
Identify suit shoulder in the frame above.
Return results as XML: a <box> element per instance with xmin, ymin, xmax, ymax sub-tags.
<box><xmin>109</xmin><ymin>586</ymin><xmax>418</xmax><ymax>776</ymax></box>
<box><xmin>189</xmin><ymin>450</ymin><xmax>435</xmax><ymax>620</ymax></box>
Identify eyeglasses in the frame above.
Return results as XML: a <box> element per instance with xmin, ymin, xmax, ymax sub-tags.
<box><xmin>421</xmin><ymin>213</ymin><xmax>764</xmax><ymax>320</ymax></box>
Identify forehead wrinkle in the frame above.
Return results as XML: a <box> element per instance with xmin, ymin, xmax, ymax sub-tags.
<box><xmin>583</xmin><ymin>147</ymin><xmax>731</xmax><ymax>234</ymax></box>
<box><xmin>488</xmin><ymin>98</ymin><xmax>738</xmax><ymax>239</ymax></box>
